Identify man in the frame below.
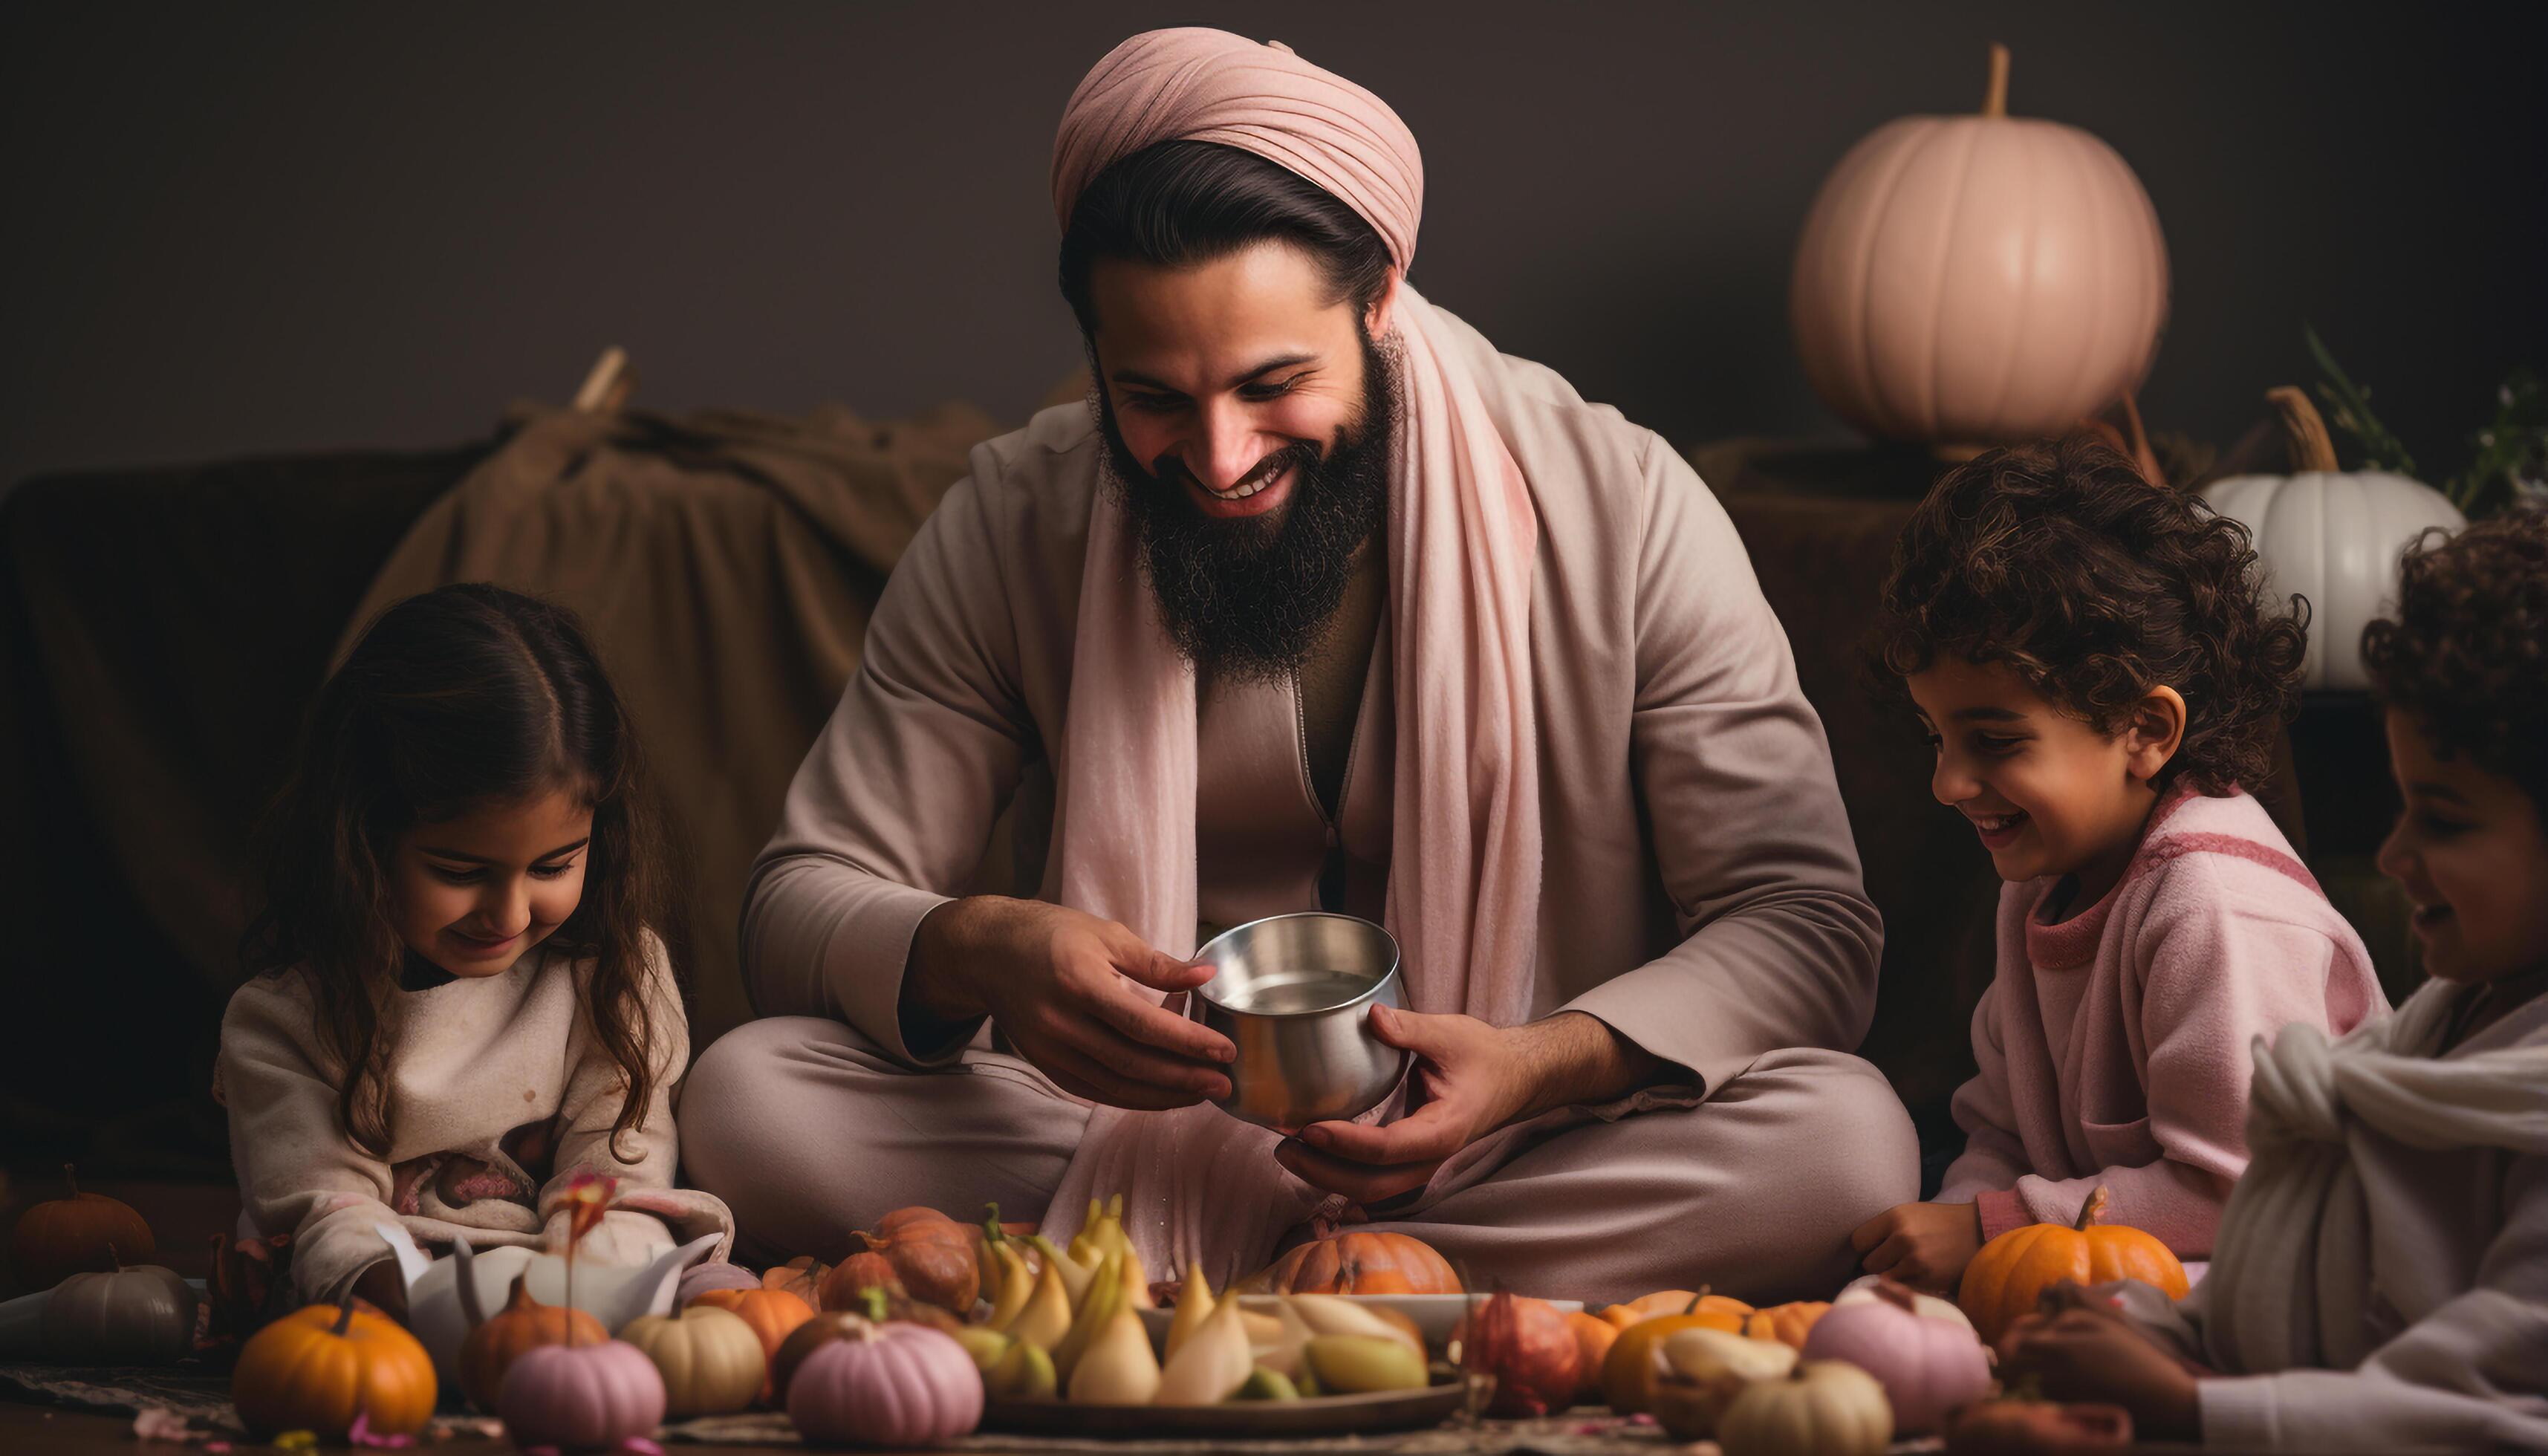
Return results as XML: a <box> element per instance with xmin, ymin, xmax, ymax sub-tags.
<box><xmin>683</xmin><ymin>27</ymin><xmax>1917</xmax><ymax>1301</ymax></box>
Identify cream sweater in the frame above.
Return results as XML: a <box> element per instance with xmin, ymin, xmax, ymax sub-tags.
<box><xmin>2116</xmin><ymin>974</ymin><xmax>2548</xmax><ymax>1449</ymax></box>
<box><xmin>216</xmin><ymin>935</ymin><xmax>733</xmax><ymax>1305</ymax></box>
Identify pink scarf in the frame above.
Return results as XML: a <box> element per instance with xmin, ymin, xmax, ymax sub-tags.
<box><xmin>1041</xmin><ymin>27</ymin><xmax>1542</xmax><ymax>1287</ymax></box>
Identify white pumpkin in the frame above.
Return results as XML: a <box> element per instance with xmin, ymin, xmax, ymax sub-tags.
<box><xmin>1792</xmin><ymin>42</ymin><xmax>2168</xmax><ymax>448</ymax></box>
<box><xmin>2201</xmin><ymin>387</ymin><xmax>2465</xmax><ymax>689</ymax></box>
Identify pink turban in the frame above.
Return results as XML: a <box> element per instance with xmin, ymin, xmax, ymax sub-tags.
<box><xmin>1050</xmin><ymin>27</ymin><xmax>1424</xmax><ymax>273</ymax></box>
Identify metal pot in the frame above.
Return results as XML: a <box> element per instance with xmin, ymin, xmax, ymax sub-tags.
<box><xmin>1189</xmin><ymin>913</ymin><xmax>1408</xmax><ymax>1132</ymax></box>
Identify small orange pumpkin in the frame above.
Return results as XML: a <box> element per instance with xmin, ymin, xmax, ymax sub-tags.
<box><xmin>813</xmin><ymin>1250</ymin><xmax>903</xmax><ymax>1310</ymax></box>
<box><xmin>231</xmin><ymin>1298</ymin><xmax>438</xmax><ymax>1439</ymax></box>
<box><xmin>10</xmin><ymin>1164</ymin><xmax>154</xmax><ymax>1292</ymax></box>
<box><xmin>1599</xmin><ymin>1291</ymin><xmax>1753</xmax><ymax>1413</ymax></box>
<box><xmin>1958</xmin><ymin>1186</ymin><xmax>2188</xmax><ymax>1345</ymax></box>
<box><xmin>1238</xmin><ymin>1232</ymin><xmax>1461</xmax><ymax>1296</ymax></box>
<box><xmin>844</xmin><ymin>1207</ymin><xmax>978</xmax><ymax>1312</ymax></box>
<box><xmin>1599</xmin><ymin>1289</ymin><xmax>1753</xmax><ymax>1331</ymax></box>
<box><xmin>688</xmin><ymin>1287</ymin><xmax>814</xmax><ymax>1402</ymax></box>
<box><xmin>761</xmin><ymin>1256</ymin><xmax>829</xmax><ymax>1305</ymax></box>
<box><xmin>458</xmin><ymin>1272</ymin><xmax>605</xmax><ymax>1411</ymax></box>
<box><xmin>1743</xmin><ymin>1300</ymin><xmax>1832</xmax><ymax>1350</ymax></box>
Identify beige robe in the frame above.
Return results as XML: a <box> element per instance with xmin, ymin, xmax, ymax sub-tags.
<box><xmin>694</xmin><ymin>381</ymin><xmax>1917</xmax><ymax>1298</ymax></box>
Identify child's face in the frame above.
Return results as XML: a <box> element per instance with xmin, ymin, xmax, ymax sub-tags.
<box><xmin>1908</xmin><ymin>657</ymin><xmax>2183</xmax><ymax>899</ymax></box>
<box><xmin>2377</xmin><ymin>708</ymin><xmax>2548</xmax><ymax>984</ymax></box>
<box><xmin>389</xmin><ymin>788</ymin><xmax>594</xmax><ymax>978</ymax></box>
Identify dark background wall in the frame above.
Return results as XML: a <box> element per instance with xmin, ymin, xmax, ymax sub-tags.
<box><xmin>4</xmin><ymin>1</ymin><xmax>2542</xmax><ymax>493</ymax></box>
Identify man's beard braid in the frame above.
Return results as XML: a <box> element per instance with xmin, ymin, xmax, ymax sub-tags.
<box><xmin>1093</xmin><ymin>331</ymin><xmax>1400</xmax><ymax>683</ymax></box>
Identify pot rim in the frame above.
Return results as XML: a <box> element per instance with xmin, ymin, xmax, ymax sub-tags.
<box><xmin>1191</xmin><ymin>912</ymin><xmax>1403</xmax><ymax>1018</ymax></box>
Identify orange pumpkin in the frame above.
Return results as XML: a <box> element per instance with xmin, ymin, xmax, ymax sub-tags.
<box><xmin>1743</xmin><ymin>1300</ymin><xmax>1832</xmax><ymax>1350</ymax></box>
<box><xmin>1599</xmin><ymin>1293</ymin><xmax>1752</xmax><ymax>1413</ymax></box>
<box><xmin>1238</xmin><ymin>1232</ymin><xmax>1460</xmax><ymax>1296</ymax></box>
<box><xmin>456</xmin><ymin>1272</ymin><xmax>605</xmax><ymax>1411</ymax></box>
<box><xmin>10</xmin><ymin>1164</ymin><xmax>154</xmax><ymax>1292</ymax></box>
<box><xmin>232</xmin><ymin>1299</ymin><xmax>438</xmax><ymax>1439</ymax></box>
<box><xmin>760</xmin><ymin>1256</ymin><xmax>829</xmax><ymax>1304</ymax></box>
<box><xmin>1563</xmin><ymin>1311</ymin><xmax>1618</xmax><ymax>1402</ymax></box>
<box><xmin>1958</xmin><ymin>1186</ymin><xmax>2188</xmax><ymax>1345</ymax></box>
<box><xmin>1599</xmin><ymin>1289</ymin><xmax>1753</xmax><ymax>1331</ymax></box>
<box><xmin>845</xmin><ymin>1207</ymin><xmax>978</xmax><ymax>1312</ymax></box>
<box><xmin>813</xmin><ymin>1251</ymin><xmax>904</xmax><ymax>1310</ymax></box>
<box><xmin>688</xmin><ymin>1287</ymin><xmax>814</xmax><ymax>1402</ymax></box>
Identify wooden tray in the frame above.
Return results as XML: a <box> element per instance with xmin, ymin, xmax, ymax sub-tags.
<box><xmin>981</xmin><ymin>1379</ymin><xmax>1469</xmax><ymax>1438</ymax></box>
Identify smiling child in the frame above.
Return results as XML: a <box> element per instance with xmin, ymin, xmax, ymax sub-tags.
<box><xmin>217</xmin><ymin>584</ymin><xmax>731</xmax><ymax>1310</ymax></box>
<box><xmin>1849</xmin><ymin>438</ymin><xmax>2385</xmax><ymax>1290</ymax></box>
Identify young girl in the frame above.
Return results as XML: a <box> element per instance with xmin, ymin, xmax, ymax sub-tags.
<box><xmin>1850</xmin><ymin>438</ymin><xmax>2385</xmax><ymax>1290</ymax></box>
<box><xmin>2000</xmin><ymin>511</ymin><xmax>2548</xmax><ymax>1449</ymax></box>
<box><xmin>218</xmin><ymin>584</ymin><xmax>732</xmax><ymax>1310</ymax></box>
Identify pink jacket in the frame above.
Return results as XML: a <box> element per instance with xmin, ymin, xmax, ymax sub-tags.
<box><xmin>1936</xmin><ymin>788</ymin><xmax>2385</xmax><ymax>1253</ymax></box>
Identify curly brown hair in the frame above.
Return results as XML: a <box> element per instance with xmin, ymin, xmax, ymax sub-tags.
<box><xmin>240</xmin><ymin>584</ymin><xmax>681</xmax><ymax>1163</ymax></box>
<box><xmin>1866</xmin><ymin>436</ymin><xmax>2309</xmax><ymax>794</ymax></box>
<box><xmin>2361</xmin><ymin>512</ymin><xmax>2548</xmax><ymax>810</ymax></box>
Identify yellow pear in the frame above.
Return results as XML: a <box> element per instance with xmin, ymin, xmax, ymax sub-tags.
<box><xmin>1297</xmin><ymin>1334</ymin><xmax>1428</xmax><ymax>1394</ymax></box>
<box><xmin>1118</xmin><ymin>1244</ymin><xmax>1155</xmax><ymax>1310</ymax></box>
<box><xmin>1051</xmin><ymin>1251</ymin><xmax>1124</xmax><ymax>1385</ymax></box>
<box><xmin>1067</xmin><ymin>1305</ymin><xmax>1161</xmax><ymax>1405</ymax></box>
<box><xmin>1163</xmin><ymin>1264</ymin><xmax>1215</xmax><ymax>1361</ymax></box>
<box><xmin>953</xmin><ymin>1327</ymin><xmax>1013</xmax><ymax>1372</ymax></box>
<box><xmin>1284</xmin><ymin>1294</ymin><xmax>1423</xmax><ymax>1357</ymax></box>
<box><xmin>1250</xmin><ymin>1296</ymin><xmax>1319</xmax><ymax>1379</ymax></box>
<box><xmin>1155</xmin><ymin>1294</ymin><xmax>1252</xmax><ymax>1406</ymax></box>
<box><xmin>985</xmin><ymin>1241</ymin><xmax>1036</xmax><ymax>1332</ymax></box>
<box><xmin>1029</xmin><ymin>1234</ymin><xmax>1096</xmax><ymax>1306</ymax></box>
<box><xmin>1006</xmin><ymin>1256</ymin><xmax>1075</xmax><ymax>1351</ymax></box>
<box><xmin>987</xmin><ymin>1339</ymin><xmax>1058</xmax><ymax>1401</ymax></box>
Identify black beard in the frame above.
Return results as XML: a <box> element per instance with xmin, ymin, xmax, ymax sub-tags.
<box><xmin>1093</xmin><ymin>334</ymin><xmax>1397</xmax><ymax>683</ymax></box>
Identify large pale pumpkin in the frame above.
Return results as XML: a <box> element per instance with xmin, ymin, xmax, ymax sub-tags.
<box><xmin>1958</xmin><ymin>1186</ymin><xmax>2188</xmax><ymax>1345</ymax></box>
<box><xmin>1792</xmin><ymin>43</ymin><xmax>2168</xmax><ymax>449</ymax></box>
<box><xmin>2201</xmin><ymin>387</ymin><xmax>2465</xmax><ymax>689</ymax></box>
<box><xmin>1238</xmin><ymin>1232</ymin><xmax>1459</xmax><ymax>1296</ymax></box>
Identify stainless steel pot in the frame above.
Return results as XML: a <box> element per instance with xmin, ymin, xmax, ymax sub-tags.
<box><xmin>1189</xmin><ymin>912</ymin><xmax>1408</xmax><ymax>1132</ymax></box>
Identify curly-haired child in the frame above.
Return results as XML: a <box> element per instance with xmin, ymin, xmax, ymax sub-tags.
<box><xmin>1998</xmin><ymin>510</ymin><xmax>2548</xmax><ymax>1449</ymax></box>
<box><xmin>1850</xmin><ymin>438</ymin><xmax>2385</xmax><ymax>1291</ymax></box>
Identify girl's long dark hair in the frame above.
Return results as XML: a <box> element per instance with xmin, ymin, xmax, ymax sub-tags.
<box><xmin>240</xmin><ymin>583</ymin><xmax>677</xmax><ymax>1162</ymax></box>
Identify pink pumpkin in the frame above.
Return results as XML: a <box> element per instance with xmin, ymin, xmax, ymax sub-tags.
<box><xmin>786</xmin><ymin>1319</ymin><xmax>981</xmax><ymax>1449</ymax></box>
<box><xmin>677</xmin><ymin>1259</ymin><xmax>765</xmax><ymax>1307</ymax></box>
<box><xmin>1801</xmin><ymin>1279</ymin><xmax>1991</xmax><ymax>1435</ymax></box>
<box><xmin>498</xmin><ymin>1340</ymin><xmax>667</xmax><ymax>1451</ymax></box>
<box><xmin>1790</xmin><ymin>42</ymin><xmax>2168</xmax><ymax>449</ymax></box>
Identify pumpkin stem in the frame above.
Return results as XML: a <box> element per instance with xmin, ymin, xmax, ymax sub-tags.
<box><xmin>1981</xmin><ymin>42</ymin><xmax>2010</xmax><ymax>118</ymax></box>
<box><xmin>2075</xmin><ymin>1185</ymin><xmax>2113</xmax><ymax>1232</ymax></box>
<box><xmin>332</xmin><ymin>1293</ymin><xmax>359</xmax><ymax>1338</ymax></box>
<box><xmin>859</xmin><ymin>1286</ymin><xmax>890</xmax><ymax>1325</ymax></box>
<box><xmin>62</xmin><ymin>1163</ymin><xmax>80</xmax><ymax>1200</ymax></box>
<box><xmin>983</xmin><ymin>1202</ymin><xmax>1004</xmax><ymax>1246</ymax></box>
<box><xmin>107</xmin><ymin>1241</ymin><xmax>124</xmax><ymax>1273</ymax></box>
<box><xmin>2266</xmin><ymin>386</ymin><xmax>2341</xmax><ymax>473</ymax></box>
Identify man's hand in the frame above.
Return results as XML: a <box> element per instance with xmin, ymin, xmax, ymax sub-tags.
<box><xmin>1275</xmin><ymin>1007</ymin><xmax>1659</xmax><ymax>1204</ymax></box>
<box><xmin>1998</xmin><ymin>1289</ymin><xmax>2203</xmax><ymax>1442</ymax></box>
<box><xmin>1851</xmin><ymin>1200</ymin><xmax>1985</xmax><ymax>1291</ymax></box>
<box><xmin>907</xmin><ymin>897</ymin><xmax>1235</xmax><ymax>1111</ymax></box>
